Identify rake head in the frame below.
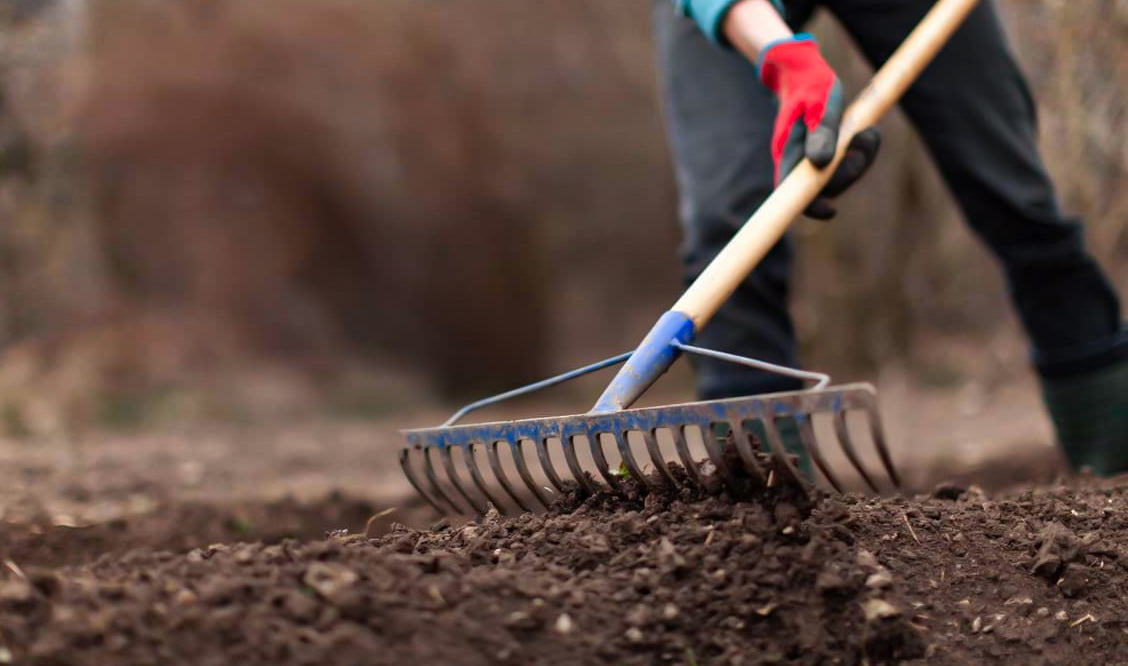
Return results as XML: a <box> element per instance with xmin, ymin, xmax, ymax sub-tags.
<box><xmin>400</xmin><ymin>383</ymin><xmax>900</xmax><ymax>517</ymax></box>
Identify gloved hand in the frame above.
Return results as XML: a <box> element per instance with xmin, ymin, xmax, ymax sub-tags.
<box><xmin>758</xmin><ymin>34</ymin><xmax>880</xmax><ymax>220</ymax></box>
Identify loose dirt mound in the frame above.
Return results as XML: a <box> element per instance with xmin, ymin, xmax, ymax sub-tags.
<box><xmin>2</xmin><ymin>473</ymin><xmax>1127</xmax><ymax>665</ymax></box>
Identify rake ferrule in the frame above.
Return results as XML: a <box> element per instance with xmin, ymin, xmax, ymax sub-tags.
<box><xmin>590</xmin><ymin>310</ymin><xmax>696</xmax><ymax>414</ymax></box>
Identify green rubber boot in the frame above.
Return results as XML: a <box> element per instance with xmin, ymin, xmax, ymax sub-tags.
<box><xmin>1041</xmin><ymin>358</ymin><xmax>1128</xmax><ymax>475</ymax></box>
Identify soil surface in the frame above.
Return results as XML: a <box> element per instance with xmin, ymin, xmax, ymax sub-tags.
<box><xmin>2</xmin><ymin>446</ymin><xmax>1127</xmax><ymax>665</ymax></box>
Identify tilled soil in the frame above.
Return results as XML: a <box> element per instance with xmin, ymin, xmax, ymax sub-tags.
<box><xmin>2</xmin><ymin>466</ymin><xmax>1128</xmax><ymax>665</ymax></box>
<box><xmin>0</xmin><ymin>493</ymin><xmax>422</xmax><ymax>569</ymax></box>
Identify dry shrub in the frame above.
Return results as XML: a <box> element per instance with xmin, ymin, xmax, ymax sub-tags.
<box><xmin>80</xmin><ymin>0</ymin><xmax>553</xmax><ymax>398</ymax></box>
<box><xmin>0</xmin><ymin>0</ymin><xmax>677</xmax><ymax>431</ymax></box>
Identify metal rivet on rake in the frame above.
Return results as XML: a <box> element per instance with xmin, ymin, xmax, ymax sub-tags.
<box><xmin>797</xmin><ymin>414</ymin><xmax>843</xmax><ymax>493</ymax></box>
<box><xmin>463</xmin><ymin>443</ymin><xmax>512</xmax><ymax>514</ymax></box>
<box><xmin>703</xmin><ymin>423</ymin><xmax>741</xmax><ymax>493</ymax></box>
<box><xmin>511</xmin><ymin>441</ymin><xmax>553</xmax><ymax>509</ymax></box>
<box><xmin>615</xmin><ymin>431</ymin><xmax>652</xmax><ymax>492</ymax></box>
<box><xmin>441</xmin><ymin>445</ymin><xmax>488</xmax><ymax>516</ymax></box>
<box><xmin>536</xmin><ymin>437</ymin><xmax>568</xmax><ymax>494</ymax></box>
<box><xmin>643</xmin><ymin>428</ymin><xmax>678</xmax><ymax>488</ymax></box>
<box><xmin>672</xmin><ymin>425</ymin><xmax>706</xmax><ymax>488</ymax></box>
<box><xmin>399</xmin><ymin>447</ymin><xmax>449</xmax><ymax>515</ymax></box>
<box><xmin>727</xmin><ymin>421</ymin><xmax>766</xmax><ymax>489</ymax></box>
<box><xmin>588</xmin><ymin>431</ymin><xmax>623</xmax><ymax>492</ymax></box>
<box><xmin>487</xmin><ymin>441</ymin><xmax>537</xmax><ymax>514</ymax></box>
<box><xmin>563</xmin><ymin>435</ymin><xmax>599</xmax><ymax>494</ymax></box>
<box><xmin>423</xmin><ymin>446</ymin><xmax>473</xmax><ymax>515</ymax></box>
<box><xmin>832</xmin><ymin>409</ymin><xmax>880</xmax><ymax>494</ymax></box>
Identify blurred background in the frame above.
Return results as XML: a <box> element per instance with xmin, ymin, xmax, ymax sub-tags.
<box><xmin>0</xmin><ymin>0</ymin><xmax>1125</xmax><ymax>510</ymax></box>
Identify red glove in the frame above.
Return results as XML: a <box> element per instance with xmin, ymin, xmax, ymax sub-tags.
<box><xmin>758</xmin><ymin>34</ymin><xmax>880</xmax><ymax>219</ymax></box>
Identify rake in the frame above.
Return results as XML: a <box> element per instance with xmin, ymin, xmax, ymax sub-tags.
<box><xmin>401</xmin><ymin>0</ymin><xmax>980</xmax><ymax>516</ymax></box>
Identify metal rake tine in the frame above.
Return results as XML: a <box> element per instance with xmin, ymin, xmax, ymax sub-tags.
<box><xmin>727</xmin><ymin>420</ymin><xmax>766</xmax><ymax>489</ymax></box>
<box><xmin>399</xmin><ymin>447</ymin><xmax>449</xmax><ymax>515</ymax></box>
<box><xmin>832</xmin><ymin>409</ymin><xmax>880</xmax><ymax>494</ymax></box>
<box><xmin>511</xmin><ymin>441</ymin><xmax>553</xmax><ymax>509</ymax></box>
<box><xmin>536</xmin><ymin>437</ymin><xmax>568</xmax><ymax>494</ymax></box>
<box><xmin>440</xmin><ymin>445</ymin><xmax>488</xmax><ymax>515</ymax></box>
<box><xmin>703</xmin><ymin>423</ymin><xmax>741</xmax><ymax>493</ymax></box>
<box><xmin>464</xmin><ymin>442</ymin><xmax>513</xmax><ymax>514</ymax></box>
<box><xmin>588</xmin><ymin>431</ymin><xmax>624</xmax><ymax>492</ymax></box>
<box><xmin>761</xmin><ymin>411</ymin><xmax>811</xmax><ymax>496</ymax></box>
<box><xmin>643</xmin><ymin>428</ymin><xmax>678</xmax><ymax>488</ymax></box>
<box><xmin>423</xmin><ymin>446</ymin><xmax>473</xmax><ymax>515</ymax></box>
<box><xmin>487</xmin><ymin>441</ymin><xmax>537</xmax><ymax>514</ymax></box>
<box><xmin>797</xmin><ymin>414</ymin><xmax>843</xmax><ymax>493</ymax></box>
<box><xmin>672</xmin><ymin>425</ymin><xmax>706</xmax><ymax>488</ymax></box>
<box><xmin>864</xmin><ymin>402</ymin><xmax>902</xmax><ymax>490</ymax></box>
<box><xmin>615</xmin><ymin>431</ymin><xmax>654</xmax><ymax>492</ymax></box>
<box><xmin>563</xmin><ymin>435</ymin><xmax>599</xmax><ymax>494</ymax></box>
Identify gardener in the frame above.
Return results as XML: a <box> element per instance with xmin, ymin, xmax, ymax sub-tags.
<box><xmin>656</xmin><ymin>0</ymin><xmax>1128</xmax><ymax>473</ymax></box>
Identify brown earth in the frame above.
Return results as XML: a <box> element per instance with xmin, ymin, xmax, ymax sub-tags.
<box><xmin>0</xmin><ymin>493</ymin><xmax>430</xmax><ymax>570</ymax></box>
<box><xmin>1</xmin><ymin>444</ymin><xmax>1126</xmax><ymax>666</ymax></box>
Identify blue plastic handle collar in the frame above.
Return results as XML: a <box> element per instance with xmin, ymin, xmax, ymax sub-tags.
<box><xmin>589</xmin><ymin>310</ymin><xmax>696</xmax><ymax>414</ymax></box>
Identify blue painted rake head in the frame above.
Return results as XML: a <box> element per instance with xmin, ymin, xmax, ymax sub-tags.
<box><xmin>400</xmin><ymin>314</ymin><xmax>900</xmax><ymax>516</ymax></box>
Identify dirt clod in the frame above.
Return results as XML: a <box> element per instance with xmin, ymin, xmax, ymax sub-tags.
<box><xmin>1032</xmin><ymin>521</ymin><xmax>1082</xmax><ymax>580</ymax></box>
<box><xmin>1057</xmin><ymin>563</ymin><xmax>1091</xmax><ymax>598</ymax></box>
<box><xmin>932</xmin><ymin>483</ymin><xmax>967</xmax><ymax>500</ymax></box>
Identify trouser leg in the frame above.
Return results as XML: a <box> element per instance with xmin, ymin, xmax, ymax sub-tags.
<box><xmin>824</xmin><ymin>0</ymin><xmax>1127</xmax><ymax>377</ymax></box>
<box><xmin>652</xmin><ymin>0</ymin><xmax>802</xmax><ymax>400</ymax></box>
<box><xmin>827</xmin><ymin>0</ymin><xmax>1128</xmax><ymax>471</ymax></box>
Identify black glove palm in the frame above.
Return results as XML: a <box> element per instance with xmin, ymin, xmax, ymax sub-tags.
<box><xmin>803</xmin><ymin>127</ymin><xmax>881</xmax><ymax>220</ymax></box>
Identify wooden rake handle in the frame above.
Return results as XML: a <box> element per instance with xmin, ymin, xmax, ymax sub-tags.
<box><xmin>672</xmin><ymin>0</ymin><xmax>981</xmax><ymax>330</ymax></box>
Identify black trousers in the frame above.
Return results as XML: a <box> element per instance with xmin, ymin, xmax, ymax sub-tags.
<box><xmin>653</xmin><ymin>0</ymin><xmax>1127</xmax><ymax>399</ymax></box>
